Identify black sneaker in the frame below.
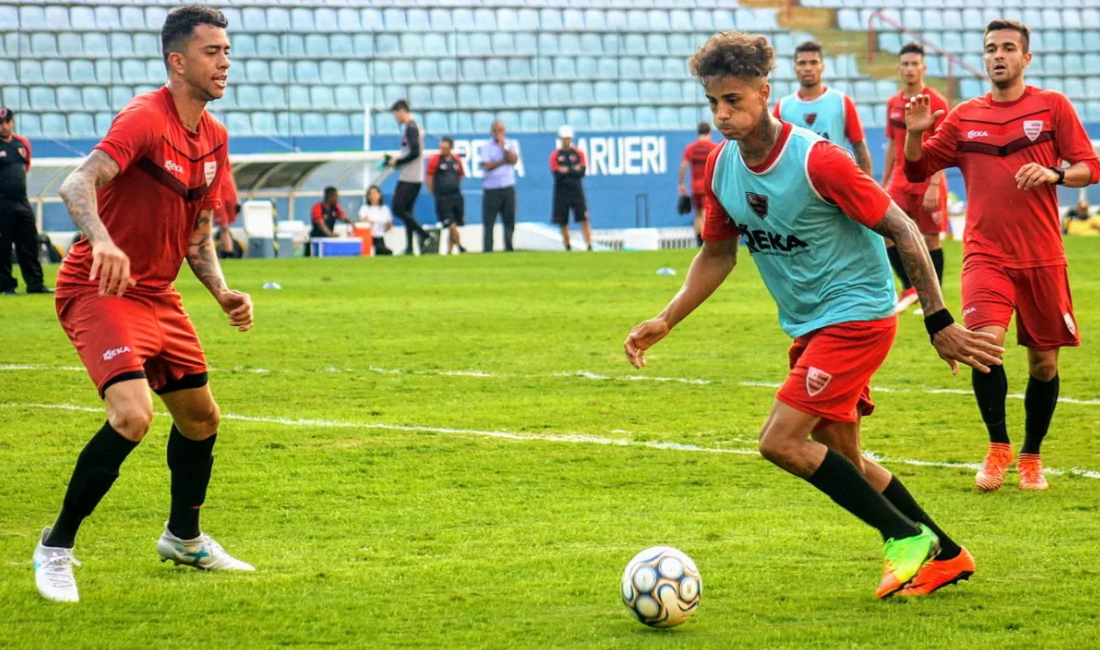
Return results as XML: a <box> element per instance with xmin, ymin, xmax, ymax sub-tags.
<box><xmin>1</xmin><ymin>289</ymin><xmax>16</xmax><ymax>296</ymax></box>
<box><xmin>458</xmin><ymin>245</ymin><xmax>467</xmax><ymax>254</ymax></box>
<box><xmin>26</xmin><ymin>286</ymin><xmax>54</xmax><ymax>294</ymax></box>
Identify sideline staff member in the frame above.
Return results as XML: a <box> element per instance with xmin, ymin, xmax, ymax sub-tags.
<box><xmin>0</xmin><ymin>107</ymin><xmax>50</xmax><ymax>294</ymax></box>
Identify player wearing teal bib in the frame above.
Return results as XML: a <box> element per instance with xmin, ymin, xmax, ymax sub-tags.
<box><xmin>773</xmin><ymin>41</ymin><xmax>873</xmax><ymax>177</ymax></box>
<box><xmin>624</xmin><ymin>32</ymin><xmax>1002</xmax><ymax>599</ymax></box>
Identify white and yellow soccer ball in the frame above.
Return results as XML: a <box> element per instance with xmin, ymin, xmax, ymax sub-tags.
<box><xmin>621</xmin><ymin>546</ymin><xmax>701</xmax><ymax>628</ymax></box>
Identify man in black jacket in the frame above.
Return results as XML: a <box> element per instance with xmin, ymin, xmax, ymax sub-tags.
<box><xmin>549</xmin><ymin>126</ymin><xmax>592</xmax><ymax>251</ymax></box>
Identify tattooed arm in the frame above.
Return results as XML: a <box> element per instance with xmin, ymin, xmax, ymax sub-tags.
<box><xmin>58</xmin><ymin>150</ymin><xmax>134</xmax><ymax>296</ymax></box>
<box><xmin>873</xmin><ymin>202</ymin><xmax>1002</xmax><ymax>373</ymax></box>
<box><xmin>187</xmin><ymin>209</ymin><xmax>254</xmax><ymax>331</ymax></box>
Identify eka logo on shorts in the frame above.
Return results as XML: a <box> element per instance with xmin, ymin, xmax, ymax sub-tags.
<box><xmin>806</xmin><ymin>367</ymin><xmax>832</xmax><ymax>397</ymax></box>
<box><xmin>1064</xmin><ymin>312</ymin><xmax>1077</xmax><ymax>336</ymax></box>
<box><xmin>165</xmin><ymin>160</ymin><xmax>185</xmax><ymax>175</ymax></box>
<box><xmin>102</xmin><ymin>346</ymin><xmax>131</xmax><ymax>361</ymax></box>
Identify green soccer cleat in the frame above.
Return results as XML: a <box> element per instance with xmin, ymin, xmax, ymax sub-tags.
<box><xmin>875</xmin><ymin>524</ymin><xmax>940</xmax><ymax>599</ymax></box>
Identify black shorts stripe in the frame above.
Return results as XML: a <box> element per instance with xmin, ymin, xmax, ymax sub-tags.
<box><xmin>155</xmin><ymin>372</ymin><xmax>210</xmax><ymax>396</ymax></box>
<box><xmin>100</xmin><ymin>370</ymin><xmax>147</xmax><ymax>398</ymax></box>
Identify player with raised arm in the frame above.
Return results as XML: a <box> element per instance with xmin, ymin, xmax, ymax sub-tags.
<box><xmin>904</xmin><ymin>20</ymin><xmax>1100</xmax><ymax>493</ymax></box>
<box><xmin>33</xmin><ymin>6</ymin><xmax>254</xmax><ymax>604</ymax></box>
<box><xmin>625</xmin><ymin>32</ymin><xmax>1002</xmax><ymax>599</ymax></box>
<box><xmin>773</xmin><ymin>41</ymin><xmax>873</xmax><ymax>176</ymax></box>
<box><xmin>882</xmin><ymin>43</ymin><xmax>950</xmax><ymax>314</ymax></box>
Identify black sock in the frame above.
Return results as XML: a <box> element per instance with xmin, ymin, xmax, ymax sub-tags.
<box><xmin>45</xmin><ymin>422</ymin><xmax>138</xmax><ymax>548</ymax></box>
<box><xmin>806</xmin><ymin>449</ymin><xmax>921</xmax><ymax>541</ymax></box>
<box><xmin>1022</xmin><ymin>374</ymin><xmax>1059</xmax><ymax>454</ymax></box>
<box><xmin>167</xmin><ymin>425</ymin><xmax>216</xmax><ymax>540</ymax></box>
<box><xmin>886</xmin><ymin>246</ymin><xmax>912</xmax><ymax>290</ymax></box>
<box><xmin>972</xmin><ymin>365</ymin><xmax>1009</xmax><ymax>444</ymax></box>
<box><xmin>929</xmin><ymin>248</ymin><xmax>945</xmax><ymax>285</ymax></box>
<box><xmin>882</xmin><ymin>476</ymin><xmax>961</xmax><ymax>560</ymax></box>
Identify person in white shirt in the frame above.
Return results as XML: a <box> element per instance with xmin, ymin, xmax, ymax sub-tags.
<box><xmin>357</xmin><ymin>186</ymin><xmax>394</xmax><ymax>256</ymax></box>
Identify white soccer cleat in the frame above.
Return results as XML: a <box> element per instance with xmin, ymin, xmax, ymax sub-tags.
<box><xmin>894</xmin><ymin>288</ymin><xmax>920</xmax><ymax>314</ymax></box>
<box><xmin>156</xmin><ymin>524</ymin><xmax>255</xmax><ymax>571</ymax></box>
<box><xmin>33</xmin><ymin>528</ymin><xmax>81</xmax><ymax>603</ymax></box>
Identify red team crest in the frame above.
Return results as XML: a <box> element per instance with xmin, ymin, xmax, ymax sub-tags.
<box><xmin>746</xmin><ymin>192</ymin><xmax>769</xmax><ymax>218</ymax></box>
<box><xmin>17</xmin><ymin>147</ymin><xmax>27</xmax><ymax>159</ymax></box>
<box><xmin>1023</xmin><ymin>120</ymin><xmax>1043</xmax><ymax>141</ymax></box>
<box><xmin>806</xmin><ymin>367</ymin><xmax>832</xmax><ymax>396</ymax></box>
<box><xmin>804</xmin><ymin>113</ymin><xmax>817</xmax><ymax>126</ymax></box>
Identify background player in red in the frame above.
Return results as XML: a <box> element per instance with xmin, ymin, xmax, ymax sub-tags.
<box><xmin>549</xmin><ymin>125</ymin><xmax>592</xmax><ymax>251</ymax></box>
<box><xmin>905</xmin><ymin>19</ymin><xmax>1100</xmax><ymax>492</ymax></box>
<box><xmin>678</xmin><ymin>121</ymin><xmax>718</xmax><ymax>246</ymax></box>
<box><xmin>426</xmin><ymin>136</ymin><xmax>467</xmax><ymax>254</ymax></box>
<box><xmin>33</xmin><ymin>6</ymin><xmax>255</xmax><ymax>604</ymax></box>
<box><xmin>881</xmin><ymin>43</ymin><xmax>949</xmax><ymax>313</ymax></box>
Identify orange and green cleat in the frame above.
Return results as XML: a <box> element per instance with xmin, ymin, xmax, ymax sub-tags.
<box><xmin>1017</xmin><ymin>453</ymin><xmax>1049</xmax><ymax>491</ymax></box>
<box><xmin>876</xmin><ymin>524</ymin><xmax>940</xmax><ymax>599</ymax></box>
<box><xmin>897</xmin><ymin>547</ymin><xmax>975</xmax><ymax>597</ymax></box>
<box><xmin>974</xmin><ymin>442</ymin><xmax>1014</xmax><ymax>492</ymax></box>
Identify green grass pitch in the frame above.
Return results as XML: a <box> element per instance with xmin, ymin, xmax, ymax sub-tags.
<box><xmin>2</xmin><ymin>240</ymin><xmax>1100</xmax><ymax>649</ymax></box>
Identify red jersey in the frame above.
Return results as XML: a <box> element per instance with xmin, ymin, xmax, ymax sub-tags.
<box><xmin>905</xmin><ymin>86</ymin><xmax>1100</xmax><ymax>268</ymax></box>
<box><xmin>59</xmin><ymin>87</ymin><xmax>228</xmax><ymax>292</ymax></box>
<box><xmin>885</xmin><ymin>88</ymin><xmax>948</xmax><ymax>195</ymax></box>
<box><xmin>683</xmin><ymin>139</ymin><xmax>718</xmax><ymax>194</ymax></box>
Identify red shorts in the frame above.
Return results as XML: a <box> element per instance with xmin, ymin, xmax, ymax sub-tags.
<box><xmin>691</xmin><ymin>192</ymin><xmax>706</xmax><ymax>212</ymax></box>
<box><xmin>777</xmin><ymin>317</ymin><xmax>897</xmax><ymax>423</ymax></box>
<box><xmin>961</xmin><ymin>262</ymin><xmax>1080</xmax><ymax>350</ymax></box>
<box><xmin>889</xmin><ymin>187</ymin><xmax>945</xmax><ymax>236</ymax></box>
<box><xmin>56</xmin><ymin>289</ymin><xmax>208</xmax><ymax>397</ymax></box>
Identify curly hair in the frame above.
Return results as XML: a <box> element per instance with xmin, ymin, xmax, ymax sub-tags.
<box><xmin>689</xmin><ymin>32</ymin><xmax>775</xmax><ymax>81</ymax></box>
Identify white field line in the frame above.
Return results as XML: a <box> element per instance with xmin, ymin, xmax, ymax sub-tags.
<box><xmin>3</xmin><ymin>401</ymin><xmax>1099</xmax><ymax>481</ymax></box>
<box><xmin>4</xmin><ymin>363</ymin><xmax>1100</xmax><ymax>406</ymax></box>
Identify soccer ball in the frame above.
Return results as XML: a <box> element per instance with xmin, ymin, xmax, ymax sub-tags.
<box><xmin>621</xmin><ymin>546</ymin><xmax>701</xmax><ymax>628</ymax></box>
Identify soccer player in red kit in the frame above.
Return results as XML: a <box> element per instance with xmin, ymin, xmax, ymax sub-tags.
<box><xmin>882</xmin><ymin>43</ymin><xmax>950</xmax><ymax>314</ymax></box>
<box><xmin>678</xmin><ymin>121</ymin><xmax>718</xmax><ymax>246</ymax></box>
<box><xmin>905</xmin><ymin>19</ymin><xmax>1100</xmax><ymax>494</ymax></box>
<box><xmin>33</xmin><ymin>6</ymin><xmax>254</xmax><ymax>604</ymax></box>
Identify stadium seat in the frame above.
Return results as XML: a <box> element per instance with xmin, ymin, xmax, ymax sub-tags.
<box><xmin>635</xmin><ymin>107</ymin><xmax>659</xmax><ymax>130</ymax></box>
<box><xmin>520</xmin><ymin>110</ymin><xmax>541</xmax><ymax>133</ymax></box>
<box><xmin>473</xmin><ymin>111</ymin><xmax>496</xmax><ymax>133</ymax></box>
<box><xmin>30</xmin><ymin>34</ymin><xmax>57</xmax><ymax>58</ymax></box>
<box><xmin>226</xmin><ymin>112</ymin><xmax>251</xmax><ymax>136</ymax></box>
<box><xmin>305</xmin><ymin>35</ymin><xmax>329</xmax><ymax>58</ymax></box>
<box><xmin>1065</xmin><ymin>78</ymin><xmax>1086</xmax><ymax>101</ymax></box>
<box><xmin>642</xmin><ymin>58</ymin><xmax>664</xmax><ymax>79</ymax></box>
<box><xmin>563</xmin><ymin>9</ymin><xmax>585</xmax><ymax>31</ymax></box>
<box><xmin>639</xmin><ymin>81</ymin><xmax>662</xmax><ymax>104</ymax></box>
<box><xmin>320</xmin><ymin>60</ymin><xmax>344</xmax><ymax>84</ymax></box>
<box><xmin>94</xmin><ymin>6</ymin><xmax>120</xmax><ymax>30</ymax></box>
<box><xmin>618</xmin><ymin>81</ymin><xmax>641</xmax><ymax>104</ymax></box>
<box><xmin>340</xmin><ymin>61</ymin><xmax>367</xmax><ymax>85</ymax></box>
<box><xmin>289</xmin><ymin>87</ymin><xmax>311</xmax><ymax>111</ymax></box>
<box><xmin>493</xmin><ymin>33</ymin><xmax>516</xmax><ymax>56</ymax></box>
<box><xmin>311</xmin><ymin>87</ymin><xmax>336</xmax><ymax>111</ymax></box>
<box><xmin>17</xmin><ymin>5</ymin><xmax>43</xmax><ymax>29</ymax></box>
<box><xmin>537</xmin><ymin>33</ymin><xmax>560</xmax><ymax>56</ymax></box>
<box><xmin>83</xmin><ymin>34</ymin><xmax>109</xmax><ymax>58</ymax></box>
<box><xmin>268</xmin><ymin>8</ymin><xmax>290</xmax><ymax>32</ymax></box>
<box><xmin>647</xmin><ymin>34</ymin><xmax>670</xmax><ymax>56</ymax></box>
<box><xmin>545</xmin><ymin>83</ymin><xmax>573</xmax><ymax>107</ymax></box>
<box><xmin>558</xmin><ymin>33</ymin><xmax>581</xmax><ymax>56</ymax></box>
<box><xmin>480</xmin><ymin>84</ymin><xmax>504</xmax><ymax>108</ymax></box>
<box><xmin>30</xmin><ymin>88</ymin><xmax>58</xmax><ymax>112</ymax></box>
<box><xmin>19</xmin><ymin>61</ymin><xmax>44</xmax><ymax>85</ymax></box>
<box><xmin>295</xmin><ymin>62</ymin><xmax>321</xmax><ymax>85</ymax></box>
<box><xmin>245</xmin><ymin>61</ymin><xmax>271</xmax><ymax>84</ymax></box>
<box><xmin>58</xmin><ymin>33</ymin><xmax>84</xmax><ymax>58</ymax></box>
<box><xmin>120</xmin><ymin>6</ymin><xmax>144</xmax><ymax>30</ymax></box>
<box><xmin>68</xmin><ymin>113</ymin><xmax>97</xmax><ymax>139</ymax></box>
<box><xmin>93</xmin><ymin>112</ymin><xmax>112</xmax><ymax>137</ymax></box>
<box><xmin>571</xmin><ymin>82</ymin><xmax>595</xmax><ymax>106</ymax></box>
<box><xmin>110</xmin><ymin>86</ymin><xmax>133</xmax><ymax>111</ymax></box>
<box><xmin>624</xmin><ymin>34</ymin><xmax>647</xmax><ymax>56</ymax></box>
<box><xmin>81</xmin><ymin>87</ymin><xmax>109</xmax><ymax>113</ymax></box>
<box><xmin>663</xmin><ymin>58</ymin><xmax>686</xmax><ymax>78</ymax></box>
<box><xmin>541</xmin><ymin>110</ymin><xmax>566</xmax><ymax>132</ymax></box>
<box><xmin>423</xmin><ymin>111</ymin><xmax>450</xmax><ymax>135</ymax></box>
<box><xmin>271</xmin><ymin>61</ymin><xmax>290</xmax><ymax>85</ymax></box>
<box><xmin>540</xmin><ymin>8</ymin><xmax>564</xmax><ymax>31</ymax></box>
<box><xmin>111</xmin><ymin>34</ymin><xmax>134</xmax><ymax>58</ymax></box>
<box><xmin>678</xmin><ymin>107</ymin><xmax>699</xmax><ymax>130</ymax></box>
<box><xmin>462</xmin><ymin>59</ymin><xmax>486</xmax><ymax>82</ymax></box>
<box><xmin>1065</xmin><ymin>31</ymin><xmax>1085</xmax><ymax>53</ymax></box>
<box><xmin>40</xmin><ymin>60</ymin><xmax>69</xmax><ymax>86</ymax></box>
<box><xmin>1087</xmin><ymin>101</ymin><xmax>1100</xmax><ymax>122</ymax></box>
<box><xmin>509</xmin><ymin>58</ymin><xmax>533</xmax><ymax>79</ymax></box>
<box><xmin>240</xmin><ymin>8</ymin><xmax>266</xmax><ymax>31</ymax></box>
<box><xmin>376</xmin><ymin>34</ymin><xmax>400</xmax><ymax>57</ymax></box>
<box><xmin>504</xmin><ymin>83</ymin><xmax>532</xmax><ymax>107</ymax></box>
<box><xmin>457</xmin><ymin>84</ymin><xmax>480</xmax><ymax>108</ymax></box>
<box><xmin>1084</xmin><ymin>53</ymin><xmax>1100</xmax><ymax>75</ymax></box>
<box><xmin>563</xmin><ymin>108</ymin><xmax>587</xmax><ymax>130</ymax></box>
<box><xmin>41</xmin><ymin>114</ymin><xmax>69</xmax><ymax>138</ymax></box>
<box><xmin>942</xmin><ymin>31</ymin><xmax>963</xmax><ymax>54</ymax></box>
<box><xmin>256</xmin><ymin>35</ymin><xmax>281</xmax><ymax>58</ymax></box>
<box><xmin>17</xmin><ymin>113</ymin><xmax>42</xmax><ymax>138</ymax></box>
<box><xmin>233</xmin><ymin>86</ymin><xmax>259</xmax><ymax>111</ymax></box>
<box><xmin>453</xmin><ymin>112</ymin><xmax>474</xmax><ymax>134</ymax></box>
<box><xmin>325</xmin><ymin>113</ymin><xmax>350</xmax><ymax>136</ymax></box>
<box><xmin>300</xmin><ymin>113</ymin><xmax>324</xmax><ymax>136</ymax></box>
<box><xmin>658</xmin><ymin>81</ymin><xmax>683</xmax><ymax>104</ymax></box>
<box><xmin>554</xmin><ymin>57</ymin><xmax>577</xmax><ymax>79</ymax></box>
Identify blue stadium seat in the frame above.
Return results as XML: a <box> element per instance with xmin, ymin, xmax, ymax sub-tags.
<box><xmin>82</xmin><ymin>87</ymin><xmax>109</xmax><ymax>112</ymax></box>
<box><xmin>1083</xmin><ymin>9</ymin><xmax>1100</xmax><ymax>29</ymax></box>
<box><xmin>1065</xmin><ymin>31</ymin><xmax>1085</xmax><ymax>53</ymax></box>
<box><xmin>70</xmin><ymin>6</ymin><xmax>96</xmax><ymax>31</ymax></box>
<box><xmin>479</xmin><ymin>58</ymin><xmax>504</xmax><ymax>82</ymax></box>
<box><xmin>678</xmin><ymin>107</ymin><xmax>699</xmax><ymax>130</ymax></box>
<box><xmin>1087</xmin><ymin>101</ymin><xmax>1100</xmax><ymax>122</ymax></box>
<box><xmin>41</xmin><ymin>114</ymin><xmax>68</xmax><ymax>138</ymax></box>
<box><xmin>922</xmin><ymin>9</ymin><xmax>943</xmax><ymax>30</ymax></box>
<box><xmin>42</xmin><ymin>60</ymin><xmax>69</xmax><ymax>85</ymax></box>
<box><xmin>518</xmin><ymin>9</ymin><xmax>540</xmax><ymax>31</ymax></box>
<box><xmin>83</xmin><ymin>34</ymin><xmax>109</xmax><ymax>58</ymax></box>
<box><xmin>299</xmin><ymin>113</ymin><xmax>324</xmax><ymax>136</ymax></box>
<box><xmin>963</xmin><ymin>31</ymin><xmax>984</xmax><ymax>53</ymax></box>
<box><xmin>69</xmin><ymin>113</ymin><xmax>97</xmax><ymax>139</ymax></box>
<box><xmin>320</xmin><ymin>60</ymin><xmax>344</xmax><ymax>83</ymax></box>
<box><xmin>240</xmin><ymin>8</ymin><xmax>266</xmax><ymax>31</ymax></box>
<box><xmin>857</xmin><ymin>104</ymin><xmax>875</xmax><ymax>128</ymax></box>
<box><xmin>669</xmin><ymin>34</ymin><xmax>694</xmax><ymax>56</ymax></box>
<box><xmin>853</xmin><ymin>81</ymin><xmax>877</xmax><ymax>103</ymax></box>
<box><xmin>572</xmin><ymin>56</ymin><xmax>595</xmax><ymax>79</ymax></box>
<box><xmin>42</xmin><ymin>5</ymin><xmax>69</xmax><ymax>30</ymax></box>
<box><xmin>540</xmin><ymin>8</ymin><xmax>564</xmax><ymax>31</ymax></box>
<box><xmin>326</xmin><ymin>113</ymin><xmax>350</xmax><ymax>136</ymax></box>
<box><xmin>659</xmin><ymin>81</ymin><xmax>683</xmax><ymax>103</ymax></box>
<box><xmin>584</xmin><ymin>9</ymin><xmax>606</xmax><ymax>31</ymax></box>
<box><xmin>1042</xmin><ymin>8</ymin><xmax>1062</xmax><ymax>29</ymax></box>
<box><xmin>548</xmin><ymin>57</ymin><xmax>572</xmax><ymax>80</ymax></box>
<box><xmin>1084</xmin><ymin>53</ymin><xmax>1100</xmax><ymax>75</ymax></box>
<box><xmin>663</xmin><ymin>58</ymin><xmax>686</xmax><ymax>78</ymax></box>
<box><xmin>565</xmin><ymin>109</ymin><xmax>588</xmax><ymax>130</ymax></box>
<box><xmin>462</xmin><ymin>59</ymin><xmax>486</xmax><ymax>82</ymax></box>
<box><xmin>1065</xmin><ymin>79</ymin><xmax>1086</xmax><ymax>101</ymax></box>
<box><xmin>563</xmin><ymin>9</ymin><xmax>585</xmax><ymax>31</ymax></box>
<box><xmin>647</xmin><ymin>35</ymin><xmax>669</xmax><ymax>56</ymax></box>
<box><xmin>348</xmin><ymin>35</ymin><xmax>371</xmax><ymax>58</ymax></box>
<box><xmin>1063</xmin><ymin>54</ymin><xmax>1082</xmax><ymax>76</ymax></box>
<box><xmin>111</xmin><ymin>34</ymin><xmax>134</xmax><ymax>58</ymax></box>
<box><xmin>93</xmin><ymin>113</ymin><xmax>112</xmax><ymax>136</ymax></box>
<box><xmin>473</xmin><ymin>112</ymin><xmax>496</xmax><ymax>133</ymax></box>
<box><xmin>597</xmin><ymin>59</ymin><xmax>618</xmax><ymax>79</ymax></box>
<box><xmin>472</xmin><ymin>8</ymin><xmax>496</xmax><ymax>31</ymax></box>
<box><xmin>312</xmin><ymin>87</ymin><xmax>336</xmax><ymax>110</ymax></box>
<box><xmin>618</xmin><ymin>81</ymin><xmax>640</xmax><ymax>104</ymax></box>
<box><xmin>58</xmin><ymin>34</ymin><xmax>84</xmax><ymax>58</ymax></box>
<box><xmin>635</xmin><ymin>107</ymin><xmax>659</xmax><ymax>130</ymax></box>
<box><xmin>18</xmin><ymin>5</ymin><xmax>44</xmax><ymax>29</ymax></box>
<box><xmin>712</xmin><ymin>9</ymin><xmax>737</xmax><ymax>31</ymax></box>
<box><xmin>110</xmin><ymin>87</ymin><xmax>133</xmax><ymax>111</ymax></box>
<box><xmin>593</xmin><ymin>81</ymin><xmax>617</xmax><ymax>104</ymax></box>
<box><xmin>30</xmin><ymin>88</ymin><xmax>57</xmax><ymax>112</ymax></box>
<box><xmin>427</xmin><ymin>7</ymin><xmax>452</xmax><ymax>31</ymax></box>
<box><xmin>289</xmin><ymin>86</ymin><xmax>311</xmax><ymax>111</ymax></box>
<box><xmin>537</xmin><ymin>33</ymin><xmax>560</xmax><ymax>56</ymax></box>
<box><xmin>229</xmin><ymin>86</ymin><xmax>255</xmax><ymax>110</ymax></box>
<box><xmin>405</xmin><ymin>84</ymin><xmax>429</xmax><ymax>109</ymax></box>
<box><xmin>457</xmin><ymin>84</ymin><xmax>480</xmax><ymax>108</ymax></box>
<box><xmin>572</xmin><ymin>82</ymin><xmax>595</xmax><ymax>106</ymax></box>
<box><xmin>655</xmin><ymin>107</ymin><xmax>678</xmax><ymax>130</ymax></box>
<box><xmin>545</xmin><ymin>83</ymin><xmax>572</xmax><ymax>106</ymax></box>
<box><xmin>305</xmin><ymin>35</ymin><xmax>329</xmax><ymax>58</ymax></box>
<box><xmin>590</xmin><ymin>108</ymin><xmax>614</xmax><ymax>130</ymax></box>
<box><xmin>520</xmin><ymin>110</ymin><xmax>541</xmax><ymax>133</ymax></box>
<box><xmin>542</xmin><ymin>110</ymin><xmax>566</xmax><ymax>131</ymax></box>
<box><xmin>30</xmin><ymin>34</ymin><xmax>57</xmax><ymax>58</ymax></box>
<box><xmin>333</xmin><ymin>86</ymin><xmax>358</xmax><ymax>111</ymax></box>
<box><xmin>668</xmin><ymin>9</ymin><xmax>693</xmax><ymax>32</ymax></box>
<box><xmin>646</xmin><ymin>9</ymin><xmax>669</xmax><ymax>31</ymax></box>
<box><xmin>504</xmin><ymin>58</ymin><xmax>529</xmax><ymax>80</ymax></box>
<box><xmin>624</xmin><ymin>34</ymin><xmax>647</xmax><ymax>56</ymax></box>
<box><xmin>56</xmin><ymin>86</ymin><xmax>81</xmax><ymax>111</ymax></box>
<box><xmin>558</xmin><ymin>33</ymin><xmax>581</xmax><ymax>56</ymax></box>
<box><xmin>120</xmin><ymin>6</ymin><xmax>144</xmax><ymax>30</ymax></box>
<box><xmin>449</xmin><ymin>8</ymin><xmax>473</xmax><ymax>31</ymax></box>
<box><xmin>245</xmin><ymin>61</ymin><xmax>271</xmax><ymax>84</ymax></box>
<box><xmin>226</xmin><ymin>112</ymin><xmax>251</xmax><ymax>136</ymax></box>
<box><xmin>19</xmin><ymin>61</ymin><xmax>44</xmax><ymax>85</ymax></box>
<box><xmin>376</xmin><ymin>34</ymin><xmax>400</xmax><ymax>57</ymax></box>
<box><xmin>942</xmin><ymin>31</ymin><xmax>963</xmax><ymax>53</ymax></box>
<box><xmin>452</xmin><ymin>112</ymin><xmax>473</xmax><ymax>134</ymax></box>
<box><xmin>423</xmin><ymin>111</ymin><xmax>450</xmax><ymax>135</ymax></box>
<box><xmin>95</xmin><ymin>6</ymin><xmax>120</xmax><ymax>30</ymax></box>
<box><xmin>492</xmin><ymin>33</ymin><xmax>516</xmax><ymax>55</ymax></box>
<box><xmin>876</xmin><ymin>80</ymin><xmax>897</xmax><ymax>102</ymax></box>
<box><xmin>365</xmin><ymin>61</ymin><xmax>389</xmax><ymax>85</ymax></box>
<box><xmin>267</xmin><ymin>8</ymin><xmax>290</xmax><ymax>32</ymax></box>
<box><xmin>255</xmin><ymin>35</ymin><xmax>280</xmax><ymax>58</ymax></box>
<box><xmin>381</xmin><ymin>8</ymin><xmax>406</xmax><ymax>32</ymax></box>
<box><xmin>625</xmin><ymin>10</ymin><xmax>647</xmax><ymax>31</ymax></box>
<box><xmin>639</xmin><ymin>82</ymin><xmax>661</xmax><ymax>104</ymax></box>
<box><xmin>17</xmin><ymin>114</ymin><xmax>41</xmax><ymax>138</ymax></box>
<box><xmin>330</xmin><ymin>35</ymin><xmax>354</xmax><ymax>58</ymax></box>
<box><xmin>614</xmin><ymin>107</ymin><xmax>635</xmax><ymax>131</ymax></box>
<box><xmin>642</xmin><ymin>58</ymin><xmax>665</xmax><ymax>79</ymax></box>
<box><xmin>271</xmin><ymin>61</ymin><xmax>290</xmax><ymax>85</ymax></box>
<box><xmin>504</xmin><ymin>83</ymin><xmax>531</xmax><ymax>107</ymax></box>
<box><xmin>295</xmin><ymin>62</ymin><xmax>321</xmax><ymax>85</ymax></box>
